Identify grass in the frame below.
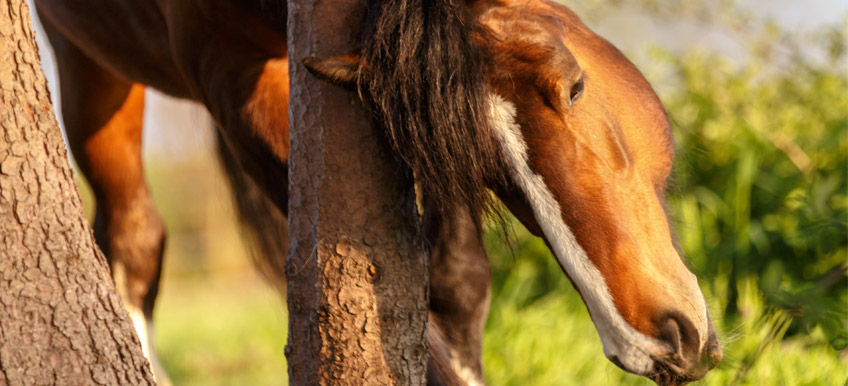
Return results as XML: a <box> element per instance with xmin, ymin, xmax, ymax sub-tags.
<box><xmin>73</xmin><ymin>157</ymin><xmax>845</xmax><ymax>385</ymax></box>
<box><xmin>146</xmin><ymin>240</ymin><xmax>847</xmax><ymax>386</ymax></box>
<box><xmin>155</xmin><ymin>269</ymin><xmax>287</xmax><ymax>386</ymax></box>
<box><xmin>144</xmin><ymin>211</ymin><xmax>845</xmax><ymax>385</ymax></box>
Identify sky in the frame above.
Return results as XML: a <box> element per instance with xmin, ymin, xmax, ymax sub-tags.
<box><xmin>30</xmin><ymin>0</ymin><xmax>848</xmax><ymax>160</ymax></box>
<box><xmin>584</xmin><ymin>0</ymin><xmax>846</xmax><ymax>63</ymax></box>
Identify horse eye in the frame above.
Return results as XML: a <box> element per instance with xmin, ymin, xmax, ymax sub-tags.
<box><xmin>569</xmin><ymin>78</ymin><xmax>584</xmax><ymax>105</ymax></box>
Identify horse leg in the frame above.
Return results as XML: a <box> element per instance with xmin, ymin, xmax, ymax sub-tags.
<box><xmin>425</xmin><ymin>204</ymin><xmax>492</xmax><ymax>386</ymax></box>
<box><xmin>42</xmin><ymin>22</ymin><xmax>170</xmax><ymax>385</ymax></box>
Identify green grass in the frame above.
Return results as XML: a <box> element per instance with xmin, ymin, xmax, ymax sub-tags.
<box><xmin>139</xmin><ymin>209</ymin><xmax>845</xmax><ymax>385</ymax></box>
<box><xmin>155</xmin><ymin>270</ymin><xmax>287</xmax><ymax>386</ymax></box>
<box><xmin>146</xmin><ymin>246</ymin><xmax>846</xmax><ymax>386</ymax></box>
<box><xmin>76</xmin><ymin>160</ymin><xmax>291</xmax><ymax>386</ymax></box>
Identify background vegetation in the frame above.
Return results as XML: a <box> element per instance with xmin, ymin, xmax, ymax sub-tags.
<box><xmin>68</xmin><ymin>0</ymin><xmax>846</xmax><ymax>385</ymax></box>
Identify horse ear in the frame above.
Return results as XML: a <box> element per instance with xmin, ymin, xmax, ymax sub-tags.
<box><xmin>302</xmin><ymin>53</ymin><xmax>360</xmax><ymax>88</ymax></box>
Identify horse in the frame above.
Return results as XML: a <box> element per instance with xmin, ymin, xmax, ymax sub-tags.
<box><xmin>34</xmin><ymin>0</ymin><xmax>722</xmax><ymax>384</ymax></box>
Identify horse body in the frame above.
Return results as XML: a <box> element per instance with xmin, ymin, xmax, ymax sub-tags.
<box><xmin>36</xmin><ymin>0</ymin><xmax>720</xmax><ymax>384</ymax></box>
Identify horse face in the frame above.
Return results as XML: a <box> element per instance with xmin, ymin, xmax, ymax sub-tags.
<box><xmin>478</xmin><ymin>4</ymin><xmax>721</xmax><ymax>384</ymax></box>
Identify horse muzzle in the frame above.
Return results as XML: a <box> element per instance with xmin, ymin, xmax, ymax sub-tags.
<box><xmin>607</xmin><ymin>311</ymin><xmax>722</xmax><ymax>386</ymax></box>
<box><xmin>646</xmin><ymin>320</ymin><xmax>722</xmax><ymax>386</ymax></box>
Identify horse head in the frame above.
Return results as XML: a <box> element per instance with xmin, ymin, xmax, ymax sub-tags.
<box><xmin>304</xmin><ymin>0</ymin><xmax>721</xmax><ymax>384</ymax></box>
<box><xmin>475</xmin><ymin>2</ymin><xmax>723</xmax><ymax>383</ymax></box>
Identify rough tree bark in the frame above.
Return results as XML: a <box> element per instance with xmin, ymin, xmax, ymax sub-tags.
<box><xmin>0</xmin><ymin>1</ymin><xmax>155</xmax><ymax>384</ymax></box>
<box><xmin>286</xmin><ymin>1</ymin><xmax>429</xmax><ymax>385</ymax></box>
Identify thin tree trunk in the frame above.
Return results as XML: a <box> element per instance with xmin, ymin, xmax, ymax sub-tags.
<box><xmin>285</xmin><ymin>1</ymin><xmax>429</xmax><ymax>385</ymax></box>
<box><xmin>0</xmin><ymin>1</ymin><xmax>155</xmax><ymax>384</ymax></box>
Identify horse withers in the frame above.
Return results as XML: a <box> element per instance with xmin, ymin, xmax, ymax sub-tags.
<box><xmin>36</xmin><ymin>0</ymin><xmax>720</xmax><ymax>384</ymax></box>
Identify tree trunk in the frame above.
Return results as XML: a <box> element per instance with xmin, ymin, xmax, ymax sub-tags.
<box><xmin>285</xmin><ymin>1</ymin><xmax>429</xmax><ymax>385</ymax></box>
<box><xmin>0</xmin><ymin>1</ymin><xmax>155</xmax><ymax>384</ymax></box>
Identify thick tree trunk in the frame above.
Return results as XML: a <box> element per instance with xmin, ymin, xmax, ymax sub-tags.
<box><xmin>0</xmin><ymin>1</ymin><xmax>155</xmax><ymax>384</ymax></box>
<box><xmin>285</xmin><ymin>1</ymin><xmax>429</xmax><ymax>385</ymax></box>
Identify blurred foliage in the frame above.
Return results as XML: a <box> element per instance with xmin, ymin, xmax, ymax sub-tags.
<box><xmin>656</xmin><ymin>11</ymin><xmax>847</xmax><ymax>351</ymax></box>
<box><xmin>664</xmin><ymin>39</ymin><xmax>847</xmax><ymax>349</ymax></box>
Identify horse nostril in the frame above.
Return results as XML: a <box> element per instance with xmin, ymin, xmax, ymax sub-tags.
<box><xmin>657</xmin><ymin>311</ymin><xmax>700</xmax><ymax>363</ymax></box>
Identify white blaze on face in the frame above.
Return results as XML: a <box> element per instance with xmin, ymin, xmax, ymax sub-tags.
<box><xmin>486</xmin><ymin>92</ymin><xmax>667</xmax><ymax>374</ymax></box>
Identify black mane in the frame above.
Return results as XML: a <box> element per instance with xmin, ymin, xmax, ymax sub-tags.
<box><xmin>357</xmin><ymin>0</ymin><xmax>505</xmax><ymax>221</ymax></box>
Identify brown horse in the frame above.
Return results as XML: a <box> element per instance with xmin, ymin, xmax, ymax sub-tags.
<box><xmin>35</xmin><ymin>0</ymin><xmax>721</xmax><ymax>385</ymax></box>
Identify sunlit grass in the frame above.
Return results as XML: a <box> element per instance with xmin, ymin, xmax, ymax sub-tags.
<box><xmin>155</xmin><ymin>270</ymin><xmax>287</xmax><ymax>386</ymax></box>
<box><xmin>139</xmin><ymin>189</ymin><xmax>845</xmax><ymax>385</ymax></box>
<box><xmin>147</xmin><ymin>242</ymin><xmax>847</xmax><ymax>386</ymax></box>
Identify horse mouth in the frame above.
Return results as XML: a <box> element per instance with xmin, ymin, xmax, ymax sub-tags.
<box><xmin>646</xmin><ymin>365</ymin><xmax>695</xmax><ymax>386</ymax></box>
<box><xmin>645</xmin><ymin>353</ymin><xmax>713</xmax><ymax>386</ymax></box>
<box><xmin>606</xmin><ymin>355</ymin><xmax>697</xmax><ymax>386</ymax></box>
